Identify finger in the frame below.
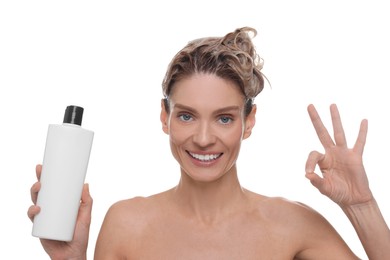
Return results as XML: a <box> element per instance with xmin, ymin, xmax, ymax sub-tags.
<box><xmin>30</xmin><ymin>181</ymin><xmax>41</xmax><ymax>204</ymax></box>
<box><xmin>330</xmin><ymin>104</ymin><xmax>347</xmax><ymax>147</ymax></box>
<box><xmin>35</xmin><ymin>164</ymin><xmax>42</xmax><ymax>181</ymax></box>
<box><xmin>305</xmin><ymin>150</ymin><xmax>324</xmax><ymax>173</ymax></box>
<box><xmin>307</xmin><ymin>104</ymin><xmax>335</xmax><ymax>148</ymax></box>
<box><xmin>305</xmin><ymin>150</ymin><xmax>326</xmax><ymax>192</ymax></box>
<box><xmin>305</xmin><ymin>172</ymin><xmax>324</xmax><ymax>191</ymax></box>
<box><xmin>27</xmin><ymin>205</ymin><xmax>41</xmax><ymax>222</ymax></box>
<box><xmin>353</xmin><ymin>119</ymin><xmax>368</xmax><ymax>155</ymax></box>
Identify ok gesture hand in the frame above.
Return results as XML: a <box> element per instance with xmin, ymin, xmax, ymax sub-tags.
<box><xmin>305</xmin><ymin>104</ymin><xmax>373</xmax><ymax>207</ymax></box>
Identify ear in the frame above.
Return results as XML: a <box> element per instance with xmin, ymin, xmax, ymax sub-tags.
<box><xmin>160</xmin><ymin>99</ymin><xmax>169</xmax><ymax>134</ymax></box>
<box><xmin>243</xmin><ymin>104</ymin><xmax>256</xmax><ymax>140</ymax></box>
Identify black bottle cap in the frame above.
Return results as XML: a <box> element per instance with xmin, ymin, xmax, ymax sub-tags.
<box><xmin>63</xmin><ymin>105</ymin><xmax>84</xmax><ymax>126</ymax></box>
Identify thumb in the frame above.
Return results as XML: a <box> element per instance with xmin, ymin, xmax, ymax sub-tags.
<box><xmin>79</xmin><ymin>183</ymin><xmax>93</xmax><ymax>226</ymax></box>
<box><xmin>305</xmin><ymin>172</ymin><xmax>323</xmax><ymax>191</ymax></box>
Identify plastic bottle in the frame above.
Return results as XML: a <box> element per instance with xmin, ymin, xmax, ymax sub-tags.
<box><xmin>32</xmin><ymin>105</ymin><xmax>94</xmax><ymax>241</ymax></box>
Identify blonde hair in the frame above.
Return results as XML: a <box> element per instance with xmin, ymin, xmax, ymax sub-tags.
<box><xmin>162</xmin><ymin>27</ymin><xmax>265</xmax><ymax>111</ymax></box>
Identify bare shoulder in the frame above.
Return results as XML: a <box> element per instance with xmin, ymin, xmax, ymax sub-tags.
<box><xmin>108</xmin><ymin>195</ymin><xmax>157</xmax><ymax>219</ymax></box>
<box><xmin>104</xmin><ymin>196</ymin><xmax>151</xmax><ymax>228</ymax></box>
<box><xmin>103</xmin><ymin>190</ymin><xmax>170</xmax><ymax>232</ymax></box>
<box><xmin>247</xmin><ymin>192</ymin><xmax>358</xmax><ymax>259</ymax></box>
<box><xmin>248</xmin><ymin>191</ymin><xmax>324</xmax><ymax>222</ymax></box>
<box><xmin>94</xmin><ymin>191</ymin><xmax>170</xmax><ymax>259</ymax></box>
<box><xmin>251</xmin><ymin>193</ymin><xmax>339</xmax><ymax>234</ymax></box>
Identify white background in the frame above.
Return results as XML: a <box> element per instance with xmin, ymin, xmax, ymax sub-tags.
<box><xmin>1</xmin><ymin>1</ymin><xmax>389</xmax><ymax>259</ymax></box>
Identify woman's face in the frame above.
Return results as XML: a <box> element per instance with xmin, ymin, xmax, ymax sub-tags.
<box><xmin>160</xmin><ymin>73</ymin><xmax>256</xmax><ymax>182</ymax></box>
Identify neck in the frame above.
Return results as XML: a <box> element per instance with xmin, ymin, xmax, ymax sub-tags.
<box><xmin>172</xmin><ymin>165</ymin><xmax>246</xmax><ymax>223</ymax></box>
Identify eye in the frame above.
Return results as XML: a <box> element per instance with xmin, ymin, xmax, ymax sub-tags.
<box><xmin>218</xmin><ymin>115</ymin><xmax>233</xmax><ymax>124</ymax></box>
<box><xmin>178</xmin><ymin>113</ymin><xmax>193</xmax><ymax>122</ymax></box>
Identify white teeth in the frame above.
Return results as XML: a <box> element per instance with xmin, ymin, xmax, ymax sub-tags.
<box><xmin>189</xmin><ymin>152</ymin><xmax>221</xmax><ymax>161</ymax></box>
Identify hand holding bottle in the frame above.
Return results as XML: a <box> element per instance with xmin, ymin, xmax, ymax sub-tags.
<box><xmin>28</xmin><ymin>165</ymin><xmax>93</xmax><ymax>260</ymax></box>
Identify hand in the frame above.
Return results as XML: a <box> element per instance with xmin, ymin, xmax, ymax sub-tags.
<box><xmin>305</xmin><ymin>104</ymin><xmax>373</xmax><ymax>207</ymax></box>
<box><xmin>28</xmin><ymin>164</ymin><xmax>93</xmax><ymax>260</ymax></box>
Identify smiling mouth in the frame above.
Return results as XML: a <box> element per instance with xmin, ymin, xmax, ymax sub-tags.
<box><xmin>187</xmin><ymin>151</ymin><xmax>223</xmax><ymax>162</ymax></box>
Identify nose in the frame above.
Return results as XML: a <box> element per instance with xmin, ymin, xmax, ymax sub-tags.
<box><xmin>192</xmin><ymin>121</ymin><xmax>217</xmax><ymax>147</ymax></box>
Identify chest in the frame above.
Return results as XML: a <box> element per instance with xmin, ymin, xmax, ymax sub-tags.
<box><xmin>127</xmin><ymin>216</ymin><xmax>297</xmax><ymax>259</ymax></box>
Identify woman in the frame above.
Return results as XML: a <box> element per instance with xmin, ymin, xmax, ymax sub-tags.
<box><xmin>29</xmin><ymin>27</ymin><xmax>390</xmax><ymax>259</ymax></box>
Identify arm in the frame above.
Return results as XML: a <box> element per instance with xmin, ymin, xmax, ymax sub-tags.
<box><xmin>343</xmin><ymin>199</ymin><xmax>390</xmax><ymax>259</ymax></box>
<box><xmin>305</xmin><ymin>104</ymin><xmax>390</xmax><ymax>259</ymax></box>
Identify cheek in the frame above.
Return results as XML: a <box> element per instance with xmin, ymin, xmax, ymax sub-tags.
<box><xmin>221</xmin><ymin>126</ymin><xmax>244</xmax><ymax>145</ymax></box>
<box><xmin>168</xmin><ymin>123</ymin><xmax>189</xmax><ymax>144</ymax></box>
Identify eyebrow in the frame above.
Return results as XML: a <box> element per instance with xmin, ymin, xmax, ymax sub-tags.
<box><xmin>174</xmin><ymin>103</ymin><xmax>240</xmax><ymax>114</ymax></box>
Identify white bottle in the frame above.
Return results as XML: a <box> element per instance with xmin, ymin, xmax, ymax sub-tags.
<box><xmin>32</xmin><ymin>105</ymin><xmax>94</xmax><ymax>241</ymax></box>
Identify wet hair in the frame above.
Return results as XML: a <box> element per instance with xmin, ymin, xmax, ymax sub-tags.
<box><xmin>162</xmin><ymin>27</ymin><xmax>266</xmax><ymax>116</ymax></box>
